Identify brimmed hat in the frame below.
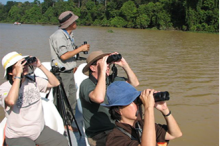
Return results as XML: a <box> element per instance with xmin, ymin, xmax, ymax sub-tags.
<box><xmin>101</xmin><ymin>81</ymin><xmax>141</xmax><ymax>107</ymax></box>
<box><xmin>2</xmin><ymin>51</ymin><xmax>27</xmax><ymax>78</ymax></box>
<box><xmin>82</xmin><ymin>50</ymin><xmax>110</xmax><ymax>75</ymax></box>
<box><xmin>59</xmin><ymin>11</ymin><xmax>78</xmax><ymax>29</ymax></box>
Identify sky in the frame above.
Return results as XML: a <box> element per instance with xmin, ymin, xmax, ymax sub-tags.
<box><xmin>1</xmin><ymin>0</ymin><xmax>44</xmax><ymax>5</ymax></box>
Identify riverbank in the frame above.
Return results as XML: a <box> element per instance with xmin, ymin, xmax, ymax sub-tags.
<box><xmin>2</xmin><ymin>22</ymin><xmax>218</xmax><ymax>34</ymax></box>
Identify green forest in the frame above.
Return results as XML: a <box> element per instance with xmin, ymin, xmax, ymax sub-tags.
<box><xmin>0</xmin><ymin>0</ymin><xmax>219</xmax><ymax>32</ymax></box>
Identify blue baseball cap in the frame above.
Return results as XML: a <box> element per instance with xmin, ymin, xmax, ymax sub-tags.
<box><xmin>101</xmin><ymin>81</ymin><xmax>141</xmax><ymax>107</ymax></box>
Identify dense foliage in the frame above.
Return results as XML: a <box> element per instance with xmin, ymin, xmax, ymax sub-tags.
<box><xmin>0</xmin><ymin>0</ymin><xmax>219</xmax><ymax>32</ymax></box>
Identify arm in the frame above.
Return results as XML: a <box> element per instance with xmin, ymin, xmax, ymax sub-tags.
<box><xmin>155</xmin><ymin>102</ymin><xmax>182</xmax><ymax>140</ymax></box>
<box><xmin>4</xmin><ymin>60</ymin><xmax>24</xmax><ymax>107</ymax></box>
<box><xmin>32</xmin><ymin>58</ymin><xmax>60</xmax><ymax>88</ymax></box>
<box><xmin>89</xmin><ymin>56</ymin><xmax>108</xmax><ymax>103</ymax></box>
<box><xmin>60</xmin><ymin>44</ymin><xmax>90</xmax><ymax>61</ymax></box>
<box><xmin>139</xmin><ymin>89</ymin><xmax>156</xmax><ymax>146</ymax></box>
<box><xmin>114</xmin><ymin>55</ymin><xmax>139</xmax><ymax>87</ymax></box>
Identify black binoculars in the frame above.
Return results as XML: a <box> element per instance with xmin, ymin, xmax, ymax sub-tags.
<box><xmin>83</xmin><ymin>41</ymin><xmax>88</xmax><ymax>54</ymax></box>
<box><xmin>135</xmin><ymin>91</ymin><xmax>170</xmax><ymax>105</ymax></box>
<box><xmin>106</xmin><ymin>54</ymin><xmax>122</xmax><ymax>64</ymax></box>
<box><xmin>22</xmin><ymin>56</ymin><xmax>37</xmax><ymax>66</ymax></box>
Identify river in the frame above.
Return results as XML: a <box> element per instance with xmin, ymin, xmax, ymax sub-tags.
<box><xmin>0</xmin><ymin>23</ymin><xmax>219</xmax><ymax>146</ymax></box>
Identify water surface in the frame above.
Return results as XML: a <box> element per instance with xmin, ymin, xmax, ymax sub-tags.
<box><xmin>0</xmin><ymin>23</ymin><xmax>218</xmax><ymax>146</ymax></box>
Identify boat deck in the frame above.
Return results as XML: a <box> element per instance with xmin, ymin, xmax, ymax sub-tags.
<box><xmin>65</xmin><ymin>129</ymin><xmax>88</xmax><ymax>146</ymax></box>
<box><xmin>65</xmin><ymin>105</ymin><xmax>89</xmax><ymax>146</ymax></box>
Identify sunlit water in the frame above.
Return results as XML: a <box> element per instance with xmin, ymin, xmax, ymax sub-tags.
<box><xmin>0</xmin><ymin>23</ymin><xmax>218</xmax><ymax>146</ymax></box>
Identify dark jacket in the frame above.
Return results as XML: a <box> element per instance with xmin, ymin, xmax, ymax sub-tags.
<box><xmin>106</xmin><ymin>120</ymin><xmax>168</xmax><ymax>146</ymax></box>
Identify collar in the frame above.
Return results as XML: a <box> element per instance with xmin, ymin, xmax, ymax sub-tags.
<box><xmin>89</xmin><ymin>72</ymin><xmax>111</xmax><ymax>86</ymax></box>
<box><xmin>62</xmin><ymin>29</ymin><xmax>74</xmax><ymax>42</ymax></box>
<box><xmin>62</xmin><ymin>29</ymin><xmax>69</xmax><ymax>35</ymax></box>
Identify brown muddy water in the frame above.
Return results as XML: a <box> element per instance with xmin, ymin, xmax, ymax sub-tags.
<box><xmin>0</xmin><ymin>23</ymin><xmax>218</xmax><ymax>146</ymax></box>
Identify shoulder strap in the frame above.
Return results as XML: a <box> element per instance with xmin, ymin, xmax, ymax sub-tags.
<box><xmin>89</xmin><ymin>72</ymin><xmax>98</xmax><ymax>85</ymax></box>
<box><xmin>115</xmin><ymin>126</ymin><xmax>137</xmax><ymax>141</ymax></box>
<box><xmin>45</xmin><ymin>88</ymin><xmax>51</xmax><ymax>99</ymax></box>
<box><xmin>109</xmin><ymin>64</ymin><xmax>117</xmax><ymax>83</ymax></box>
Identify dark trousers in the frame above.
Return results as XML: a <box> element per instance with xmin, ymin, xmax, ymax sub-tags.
<box><xmin>88</xmin><ymin>130</ymin><xmax>112</xmax><ymax>146</ymax></box>
<box><xmin>59</xmin><ymin>72</ymin><xmax>77</xmax><ymax>115</ymax></box>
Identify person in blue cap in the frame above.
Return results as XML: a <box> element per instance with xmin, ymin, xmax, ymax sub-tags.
<box><xmin>102</xmin><ymin>81</ymin><xmax>182</xmax><ymax>146</ymax></box>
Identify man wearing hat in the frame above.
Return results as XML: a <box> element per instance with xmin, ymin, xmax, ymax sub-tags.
<box><xmin>0</xmin><ymin>51</ymin><xmax>68</xmax><ymax>146</ymax></box>
<box><xmin>49</xmin><ymin>11</ymin><xmax>90</xmax><ymax>126</ymax></box>
<box><xmin>102</xmin><ymin>81</ymin><xmax>182</xmax><ymax>146</ymax></box>
<box><xmin>79</xmin><ymin>50</ymin><xmax>139</xmax><ymax>145</ymax></box>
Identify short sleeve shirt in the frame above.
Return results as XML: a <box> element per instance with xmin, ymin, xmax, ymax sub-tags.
<box><xmin>0</xmin><ymin>77</ymin><xmax>48</xmax><ymax>140</ymax></box>
<box><xmin>49</xmin><ymin>29</ymin><xmax>76</xmax><ymax>71</ymax></box>
<box><xmin>79</xmin><ymin>76</ymin><xmax>126</xmax><ymax>137</ymax></box>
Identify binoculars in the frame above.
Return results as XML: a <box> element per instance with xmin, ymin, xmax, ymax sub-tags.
<box><xmin>135</xmin><ymin>91</ymin><xmax>170</xmax><ymax>105</ymax></box>
<box><xmin>106</xmin><ymin>54</ymin><xmax>122</xmax><ymax>64</ymax></box>
<box><xmin>22</xmin><ymin>56</ymin><xmax>37</xmax><ymax>66</ymax></box>
<box><xmin>83</xmin><ymin>41</ymin><xmax>88</xmax><ymax>54</ymax></box>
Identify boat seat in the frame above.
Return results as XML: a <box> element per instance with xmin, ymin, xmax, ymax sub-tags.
<box><xmin>34</xmin><ymin>62</ymin><xmax>54</xmax><ymax>101</ymax></box>
<box><xmin>34</xmin><ymin>62</ymin><xmax>64</xmax><ymax>135</ymax></box>
<box><xmin>74</xmin><ymin>63</ymin><xmax>90</xmax><ymax>146</ymax></box>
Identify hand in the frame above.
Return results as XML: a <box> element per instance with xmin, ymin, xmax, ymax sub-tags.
<box><xmin>155</xmin><ymin>101</ymin><xmax>169</xmax><ymax>112</ymax></box>
<box><xmin>109</xmin><ymin>52</ymin><xmax>128</xmax><ymax>67</ymax></box>
<box><xmin>140</xmin><ymin>89</ymin><xmax>155</xmax><ymax>109</ymax></box>
<box><xmin>114</xmin><ymin>57</ymin><xmax>128</xmax><ymax>67</ymax></box>
<box><xmin>15</xmin><ymin>59</ymin><xmax>25</xmax><ymax>76</ymax></box>
<box><xmin>80</xmin><ymin>44</ymin><xmax>90</xmax><ymax>52</ymax></box>
<box><xmin>153</xmin><ymin>90</ymin><xmax>169</xmax><ymax>112</ymax></box>
<box><xmin>97</xmin><ymin>55</ymin><xmax>108</xmax><ymax>74</ymax></box>
<box><xmin>29</xmin><ymin>57</ymin><xmax>41</xmax><ymax>68</ymax></box>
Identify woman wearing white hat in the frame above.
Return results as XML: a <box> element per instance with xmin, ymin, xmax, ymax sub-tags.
<box><xmin>0</xmin><ymin>52</ymin><xmax>68</xmax><ymax>146</ymax></box>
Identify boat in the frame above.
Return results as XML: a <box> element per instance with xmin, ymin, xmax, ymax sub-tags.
<box><xmin>0</xmin><ymin>62</ymin><xmax>89</xmax><ymax>146</ymax></box>
<box><xmin>13</xmin><ymin>22</ymin><xmax>21</xmax><ymax>25</ymax></box>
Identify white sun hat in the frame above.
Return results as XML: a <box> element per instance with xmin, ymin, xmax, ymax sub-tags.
<box><xmin>2</xmin><ymin>51</ymin><xmax>27</xmax><ymax>78</ymax></box>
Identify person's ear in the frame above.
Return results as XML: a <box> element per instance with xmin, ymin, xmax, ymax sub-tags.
<box><xmin>8</xmin><ymin>70</ymin><xmax>13</xmax><ymax>76</ymax></box>
<box><xmin>115</xmin><ymin>107</ymin><xmax>122</xmax><ymax>115</ymax></box>
<box><xmin>90</xmin><ymin>65</ymin><xmax>96</xmax><ymax>72</ymax></box>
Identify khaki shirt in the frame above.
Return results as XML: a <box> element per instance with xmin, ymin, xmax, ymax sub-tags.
<box><xmin>49</xmin><ymin>29</ymin><xmax>76</xmax><ymax>71</ymax></box>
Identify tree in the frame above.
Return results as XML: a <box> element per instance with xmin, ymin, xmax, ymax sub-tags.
<box><xmin>110</xmin><ymin>16</ymin><xmax>127</xmax><ymax>27</ymax></box>
<box><xmin>8</xmin><ymin>5</ymin><xmax>22</xmax><ymax>22</ymax></box>
<box><xmin>0</xmin><ymin>0</ymin><xmax>218</xmax><ymax>32</ymax></box>
<box><xmin>0</xmin><ymin>4</ymin><xmax>8</xmax><ymax>22</ymax></box>
<box><xmin>21</xmin><ymin>4</ymin><xmax>41</xmax><ymax>23</ymax></box>
<box><xmin>41</xmin><ymin>6</ymin><xmax>57</xmax><ymax>24</ymax></box>
<box><xmin>120</xmin><ymin>1</ymin><xmax>138</xmax><ymax>28</ymax></box>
